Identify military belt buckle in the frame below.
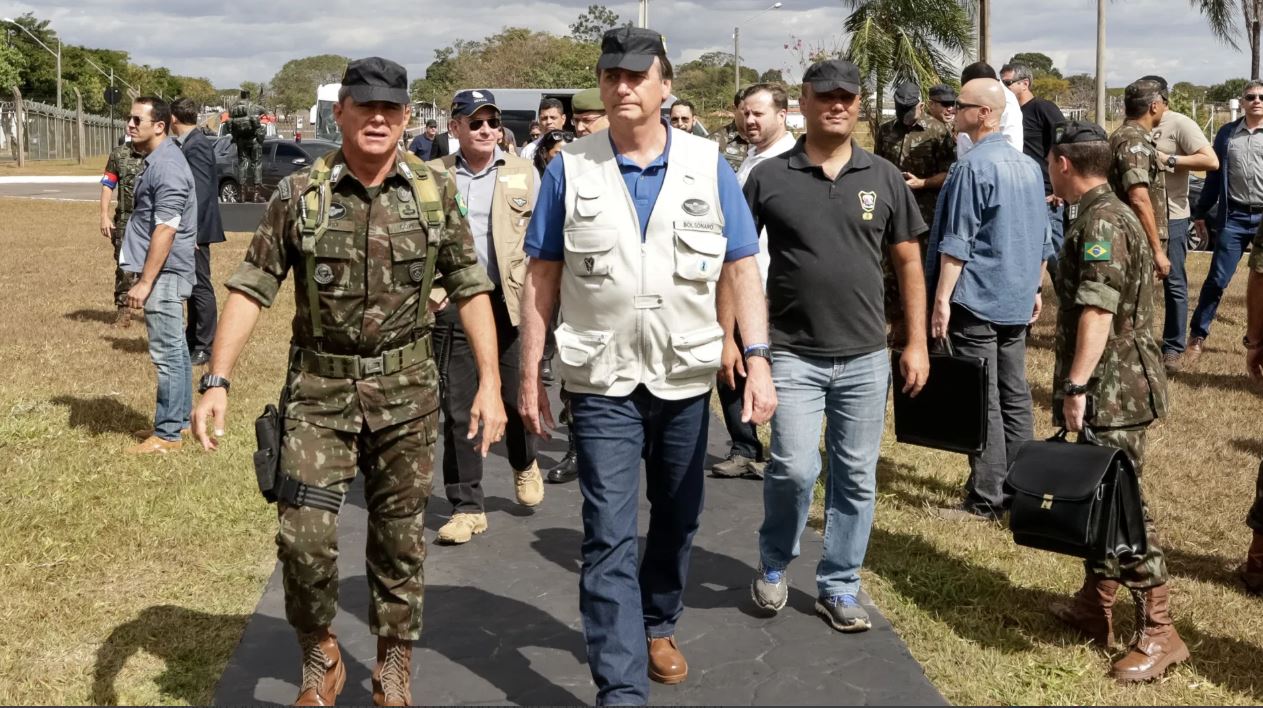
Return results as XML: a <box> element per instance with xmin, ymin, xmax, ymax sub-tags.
<box><xmin>360</xmin><ymin>355</ymin><xmax>385</xmax><ymax>377</ymax></box>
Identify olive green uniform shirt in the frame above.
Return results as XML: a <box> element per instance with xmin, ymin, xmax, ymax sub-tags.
<box><xmin>874</xmin><ymin>114</ymin><xmax>956</xmax><ymax>227</ymax></box>
<box><xmin>104</xmin><ymin>144</ymin><xmax>145</xmax><ymax>228</ymax></box>
<box><xmin>1108</xmin><ymin>121</ymin><xmax>1168</xmax><ymax>242</ymax></box>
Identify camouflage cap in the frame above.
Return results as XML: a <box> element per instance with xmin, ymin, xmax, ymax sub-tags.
<box><xmin>572</xmin><ymin>88</ymin><xmax>604</xmax><ymax>113</ymax></box>
<box><xmin>1053</xmin><ymin>120</ymin><xmax>1108</xmax><ymax>145</ymax></box>
<box><xmin>1124</xmin><ymin>79</ymin><xmax>1166</xmax><ymax>104</ymax></box>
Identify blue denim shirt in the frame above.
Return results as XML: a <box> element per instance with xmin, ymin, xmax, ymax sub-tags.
<box><xmin>121</xmin><ymin>137</ymin><xmax>198</xmax><ymax>287</ymax></box>
<box><xmin>925</xmin><ymin>133</ymin><xmax>1052</xmax><ymax>326</ymax></box>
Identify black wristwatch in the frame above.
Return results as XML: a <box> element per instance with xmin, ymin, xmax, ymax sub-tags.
<box><xmin>744</xmin><ymin>344</ymin><xmax>773</xmax><ymax>363</ymax></box>
<box><xmin>1063</xmin><ymin>380</ymin><xmax>1089</xmax><ymax>397</ymax></box>
<box><xmin>1166</xmin><ymin>155</ymin><xmax>1177</xmax><ymax>169</ymax></box>
<box><xmin>199</xmin><ymin>373</ymin><xmax>231</xmax><ymax>394</ymax></box>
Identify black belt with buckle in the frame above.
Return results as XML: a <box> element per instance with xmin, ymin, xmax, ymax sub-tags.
<box><xmin>1229</xmin><ymin>200</ymin><xmax>1263</xmax><ymax>214</ymax></box>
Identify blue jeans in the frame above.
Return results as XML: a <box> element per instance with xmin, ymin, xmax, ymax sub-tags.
<box><xmin>1047</xmin><ymin>201</ymin><xmax>1066</xmax><ymax>277</ymax></box>
<box><xmin>758</xmin><ymin>348</ymin><xmax>889</xmax><ymax>598</ymax></box>
<box><xmin>1163</xmin><ymin>219</ymin><xmax>1189</xmax><ymax>354</ymax></box>
<box><xmin>570</xmin><ymin>386</ymin><xmax>709</xmax><ymax>706</ymax></box>
<box><xmin>143</xmin><ymin>273</ymin><xmax>193</xmax><ymax>441</ymax></box>
<box><xmin>1190</xmin><ymin>210</ymin><xmax>1263</xmax><ymax>341</ymax></box>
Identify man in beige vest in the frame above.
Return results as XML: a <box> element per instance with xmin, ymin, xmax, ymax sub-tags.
<box><xmin>430</xmin><ymin>89</ymin><xmax>542</xmax><ymax>545</ymax></box>
<box><xmin>518</xmin><ymin>27</ymin><xmax>775</xmax><ymax>704</ymax></box>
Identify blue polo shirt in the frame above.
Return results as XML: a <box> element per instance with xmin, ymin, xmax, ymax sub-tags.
<box><xmin>525</xmin><ymin>123</ymin><xmax>759</xmax><ymax>262</ymax></box>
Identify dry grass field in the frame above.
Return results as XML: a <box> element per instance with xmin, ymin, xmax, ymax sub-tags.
<box><xmin>0</xmin><ymin>158</ymin><xmax>110</xmax><ymax>177</ymax></box>
<box><xmin>0</xmin><ymin>195</ymin><xmax>1261</xmax><ymax>705</ymax></box>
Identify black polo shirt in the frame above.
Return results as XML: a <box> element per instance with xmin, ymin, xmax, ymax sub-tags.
<box><xmin>744</xmin><ymin>138</ymin><xmax>927</xmax><ymax>357</ymax></box>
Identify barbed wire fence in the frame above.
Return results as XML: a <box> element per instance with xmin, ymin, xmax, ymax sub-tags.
<box><xmin>2</xmin><ymin>87</ymin><xmax>127</xmax><ymax>165</ymax></box>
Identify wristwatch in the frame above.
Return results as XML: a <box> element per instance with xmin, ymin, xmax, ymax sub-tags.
<box><xmin>199</xmin><ymin>373</ymin><xmax>231</xmax><ymax>394</ymax></box>
<box><xmin>1063</xmin><ymin>380</ymin><xmax>1090</xmax><ymax>396</ymax></box>
<box><xmin>743</xmin><ymin>344</ymin><xmax>773</xmax><ymax>363</ymax></box>
<box><xmin>1166</xmin><ymin>155</ymin><xmax>1178</xmax><ymax>169</ymax></box>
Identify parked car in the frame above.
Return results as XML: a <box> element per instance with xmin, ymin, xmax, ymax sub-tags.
<box><xmin>1187</xmin><ymin>174</ymin><xmax>1219</xmax><ymax>252</ymax></box>
<box><xmin>215</xmin><ymin>137</ymin><xmax>339</xmax><ymax>203</ymax></box>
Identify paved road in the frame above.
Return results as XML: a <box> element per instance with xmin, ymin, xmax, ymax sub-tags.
<box><xmin>0</xmin><ymin>182</ymin><xmax>266</xmax><ymax>233</ymax></box>
<box><xmin>214</xmin><ymin>388</ymin><xmax>944</xmax><ymax>706</ymax></box>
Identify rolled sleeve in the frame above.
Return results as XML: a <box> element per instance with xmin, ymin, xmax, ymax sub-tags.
<box><xmin>225</xmin><ymin>261</ymin><xmax>282</xmax><ymax>306</ymax></box>
<box><xmin>717</xmin><ymin>154</ymin><xmax>759</xmax><ymax>261</ymax></box>
<box><xmin>932</xmin><ymin>165</ymin><xmax>980</xmax><ymax>262</ymax></box>
<box><xmin>1120</xmin><ymin>167</ymin><xmax>1150</xmax><ymax>192</ymax></box>
<box><xmin>225</xmin><ymin>189</ymin><xmax>290</xmax><ymax>307</ymax></box>
<box><xmin>525</xmin><ymin>157</ymin><xmax>566</xmax><ymax>261</ymax></box>
<box><xmin>150</xmin><ymin>162</ymin><xmax>192</xmax><ymax>225</ymax></box>
<box><xmin>1075</xmin><ymin>279</ymin><xmax>1121</xmax><ymax>313</ymax></box>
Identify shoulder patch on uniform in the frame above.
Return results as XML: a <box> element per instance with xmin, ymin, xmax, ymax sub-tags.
<box><xmin>277</xmin><ymin>178</ymin><xmax>291</xmax><ymax>201</ymax></box>
<box><xmin>1129</xmin><ymin>143</ymin><xmax>1150</xmax><ymax>156</ymax></box>
<box><xmin>1084</xmin><ymin>240</ymin><xmax>1112</xmax><ymax>262</ymax></box>
<box><xmin>455</xmin><ymin>192</ymin><xmax>468</xmax><ymax>217</ymax></box>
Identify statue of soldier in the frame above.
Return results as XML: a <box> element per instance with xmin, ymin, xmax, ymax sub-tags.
<box><xmin>192</xmin><ymin>57</ymin><xmax>507</xmax><ymax>706</ymax></box>
<box><xmin>98</xmin><ymin>138</ymin><xmax>145</xmax><ymax>327</ymax></box>
<box><xmin>229</xmin><ymin>89</ymin><xmax>266</xmax><ymax>202</ymax></box>
<box><xmin>1045</xmin><ymin>120</ymin><xmax>1189</xmax><ymax>683</ymax></box>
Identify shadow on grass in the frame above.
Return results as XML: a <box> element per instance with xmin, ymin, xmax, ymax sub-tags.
<box><xmin>91</xmin><ymin>604</ymin><xmax>250</xmax><ymax>705</ymax></box>
<box><xmin>51</xmin><ymin>395</ymin><xmax>148</xmax><ymax>435</ymax></box>
<box><xmin>1165</xmin><ymin>545</ymin><xmax>1245</xmax><ymax>592</ymax></box>
<box><xmin>103</xmin><ymin>335</ymin><xmax>149</xmax><ymax>354</ymax></box>
<box><xmin>1231</xmin><ymin>437</ymin><xmax>1263</xmax><ymax>459</ymax></box>
<box><xmin>64</xmin><ymin>307</ymin><xmax>117</xmax><ymax>324</ymax></box>
<box><xmin>876</xmin><ymin>457</ymin><xmax>960</xmax><ymax>510</ymax></box>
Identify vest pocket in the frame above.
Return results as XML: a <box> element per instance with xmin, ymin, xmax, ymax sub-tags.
<box><xmin>389</xmin><ymin>227</ymin><xmax>429</xmax><ymax>289</ymax></box>
<box><xmin>668</xmin><ymin>323</ymin><xmax>725</xmax><ymax>380</ymax></box>
<box><xmin>554</xmin><ymin>323</ymin><xmax>615</xmax><ymax>388</ymax></box>
<box><xmin>312</xmin><ymin>232</ymin><xmax>354</xmax><ymax>290</ymax></box>
<box><xmin>564</xmin><ymin>228</ymin><xmax>619</xmax><ymax>279</ymax></box>
<box><xmin>673</xmin><ymin>229</ymin><xmax>726</xmax><ymax>282</ymax></box>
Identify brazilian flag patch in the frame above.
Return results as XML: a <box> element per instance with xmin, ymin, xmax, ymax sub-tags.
<box><xmin>455</xmin><ymin>192</ymin><xmax>468</xmax><ymax>218</ymax></box>
<box><xmin>1084</xmin><ymin>240</ymin><xmax>1111</xmax><ymax>262</ymax></box>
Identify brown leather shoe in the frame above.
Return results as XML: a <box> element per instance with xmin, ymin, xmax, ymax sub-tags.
<box><xmin>1050</xmin><ymin>572</ymin><xmax>1120</xmax><ymax>647</ymax></box>
<box><xmin>125</xmin><ymin>435</ymin><xmax>182</xmax><ymax>455</ymax></box>
<box><xmin>1184</xmin><ymin>336</ymin><xmax>1205</xmax><ymax>367</ymax></box>
<box><xmin>1238</xmin><ymin>530</ymin><xmax>1263</xmax><ymax>595</ymax></box>
<box><xmin>294</xmin><ymin>629</ymin><xmax>346</xmax><ymax>706</ymax></box>
<box><xmin>1111</xmin><ymin>584</ymin><xmax>1190</xmax><ymax>682</ymax></box>
<box><xmin>371</xmin><ymin>636</ymin><xmax>413</xmax><ymax>706</ymax></box>
<box><xmin>112</xmin><ymin>305</ymin><xmax>132</xmax><ymax>329</ymax></box>
<box><xmin>647</xmin><ymin>635</ymin><xmax>688</xmax><ymax>685</ymax></box>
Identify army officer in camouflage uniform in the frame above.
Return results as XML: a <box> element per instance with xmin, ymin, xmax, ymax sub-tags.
<box><xmin>192</xmin><ymin>57</ymin><xmax>506</xmax><ymax>706</ymax></box>
<box><xmin>1108</xmin><ymin>79</ymin><xmax>1172</xmax><ymax>279</ymax></box>
<box><xmin>1044</xmin><ymin>121</ymin><xmax>1188</xmax><ymax>683</ymax></box>
<box><xmin>99</xmin><ymin>140</ymin><xmax>144</xmax><ymax>327</ymax></box>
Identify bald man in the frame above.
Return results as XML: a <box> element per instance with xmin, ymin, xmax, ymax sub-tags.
<box><xmin>925</xmin><ymin>78</ymin><xmax>1053</xmax><ymax>521</ymax></box>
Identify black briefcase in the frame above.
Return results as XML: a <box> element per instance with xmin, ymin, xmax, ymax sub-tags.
<box><xmin>1005</xmin><ymin>427</ymin><xmax>1148</xmax><ymax>561</ymax></box>
<box><xmin>891</xmin><ymin>340</ymin><xmax>988</xmax><ymax>455</ymax></box>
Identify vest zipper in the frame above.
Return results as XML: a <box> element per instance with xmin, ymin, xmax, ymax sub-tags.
<box><xmin>639</xmin><ymin>240</ymin><xmax>648</xmax><ymax>365</ymax></box>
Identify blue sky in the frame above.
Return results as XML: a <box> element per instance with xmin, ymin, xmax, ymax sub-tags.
<box><xmin>2</xmin><ymin>0</ymin><xmax>1251</xmax><ymax>89</ymax></box>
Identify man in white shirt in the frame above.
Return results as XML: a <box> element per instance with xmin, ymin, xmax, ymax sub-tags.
<box><xmin>955</xmin><ymin>62</ymin><xmax>1022</xmax><ymax>156</ymax></box>
<box><xmin>712</xmin><ymin>82</ymin><xmax>798</xmax><ymax>480</ymax></box>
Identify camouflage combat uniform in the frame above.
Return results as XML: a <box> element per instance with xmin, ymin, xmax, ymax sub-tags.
<box><xmin>1053</xmin><ymin>183</ymin><xmax>1169</xmax><ymax>588</ymax></box>
<box><xmin>103</xmin><ymin>144</ymin><xmax>144</xmax><ymax>305</ymax></box>
<box><xmin>225</xmin><ymin>149</ymin><xmax>493</xmax><ymax>639</ymax></box>
<box><xmin>874</xmin><ymin>114</ymin><xmax>956</xmax><ymax>340</ymax></box>
<box><xmin>230</xmin><ymin>101</ymin><xmax>266</xmax><ymax>201</ymax></box>
<box><xmin>708</xmin><ymin>121</ymin><xmax>748</xmax><ymax>173</ymax></box>
<box><xmin>1108</xmin><ymin>121</ymin><xmax>1168</xmax><ymax>244</ymax></box>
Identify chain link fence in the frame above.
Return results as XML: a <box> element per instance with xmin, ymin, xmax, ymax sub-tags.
<box><xmin>1</xmin><ymin>96</ymin><xmax>126</xmax><ymax>162</ymax></box>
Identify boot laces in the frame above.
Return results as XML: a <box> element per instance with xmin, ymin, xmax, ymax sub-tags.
<box><xmin>380</xmin><ymin>642</ymin><xmax>410</xmax><ymax>700</ymax></box>
<box><xmin>299</xmin><ymin>634</ymin><xmax>330</xmax><ymax>691</ymax></box>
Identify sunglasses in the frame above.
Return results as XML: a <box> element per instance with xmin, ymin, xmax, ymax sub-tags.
<box><xmin>1001</xmin><ymin>78</ymin><xmax>1027</xmax><ymax>87</ymax></box>
<box><xmin>466</xmin><ymin>117</ymin><xmax>502</xmax><ymax>130</ymax></box>
<box><xmin>935</xmin><ymin>101</ymin><xmax>957</xmax><ymax>108</ymax></box>
<box><xmin>954</xmin><ymin>101</ymin><xmax>984</xmax><ymax>110</ymax></box>
<box><xmin>126</xmin><ymin>115</ymin><xmax>153</xmax><ymax>125</ymax></box>
<box><xmin>1245</xmin><ymin>94</ymin><xmax>1263</xmax><ymax>102</ymax></box>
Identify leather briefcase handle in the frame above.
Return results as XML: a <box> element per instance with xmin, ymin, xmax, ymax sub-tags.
<box><xmin>930</xmin><ymin>337</ymin><xmax>956</xmax><ymax>357</ymax></box>
<box><xmin>1048</xmin><ymin>425</ymin><xmax>1101</xmax><ymax>446</ymax></box>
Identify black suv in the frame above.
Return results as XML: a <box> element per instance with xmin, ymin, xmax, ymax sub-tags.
<box><xmin>215</xmin><ymin>137</ymin><xmax>340</xmax><ymax>202</ymax></box>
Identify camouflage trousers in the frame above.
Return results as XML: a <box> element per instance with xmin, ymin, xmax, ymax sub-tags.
<box><xmin>111</xmin><ymin>230</ymin><xmax>138</xmax><ymax>307</ymax></box>
<box><xmin>1085</xmin><ymin>424</ymin><xmax>1168</xmax><ymax>589</ymax></box>
<box><xmin>237</xmin><ymin>142</ymin><xmax>263</xmax><ymax>192</ymax></box>
<box><xmin>277</xmin><ymin>412</ymin><xmax>437</xmax><ymax>640</ymax></box>
<box><xmin>1247</xmin><ymin>457</ymin><xmax>1263</xmax><ymax>532</ymax></box>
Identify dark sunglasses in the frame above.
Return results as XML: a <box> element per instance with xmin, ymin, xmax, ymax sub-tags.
<box><xmin>1245</xmin><ymin>93</ymin><xmax>1263</xmax><ymax>102</ymax></box>
<box><xmin>126</xmin><ymin>115</ymin><xmax>153</xmax><ymax>125</ymax></box>
<box><xmin>1002</xmin><ymin>78</ymin><xmax>1027</xmax><ymax>87</ymax></box>
<box><xmin>954</xmin><ymin>101</ymin><xmax>984</xmax><ymax>110</ymax></box>
<box><xmin>935</xmin><ymin>100</ymin><xmax>957</xmax><ymax>108</ymax></box>
<box><xmin>545</xmin><ymin>130</ymin><xmax>574</xmax><ymax>143</ymax></box>
<box><xmin>466</xmin><ymin>117</ymin><xmax>502</xmax><ymax>130</ymax></box>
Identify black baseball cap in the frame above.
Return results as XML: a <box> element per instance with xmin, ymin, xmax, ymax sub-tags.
<box><xmin>929</xmin><ymin>84</ymin><xmax>958</xmax><ymax>103</ymax></box>
<box><xmin>893</xmin><ymin>81</ymin><xmax>921</xmax><ymax>109</ymax></box>
<box><xmin>802</xmin><ymin>59</ymin><xmax>861</xmax><ymax>95</ymax></box>
<box><xmin>1053</xmin><ymin>120</ymin><xmax>1108</xmax><ymax>145</ymax></box>
<box><xmin>451</xmin><ymin>89</ymin><xmax>500</xmax><ymax>118</ymax></box>
<box><xmin>597</xmin><ymin>27</ymin><xmax>668</xmax><ymax>73</ymax></box>
<box><xmin>340</xmin><ymin>57</ymin><xmax>410</xmax><ymax>105</ymax></box>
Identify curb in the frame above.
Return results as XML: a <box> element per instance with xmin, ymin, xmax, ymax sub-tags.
<box><xmin>0</xmin><ymin>176</ymin><xmax>101</xmax><ymax>184</ymax></box>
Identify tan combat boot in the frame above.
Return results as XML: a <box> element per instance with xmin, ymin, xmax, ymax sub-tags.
<box><xmin>1049</xmin><ymin>571</ymin><xmax>1121</xmax><ymax>647</ymax></box>
<box><xmin>1111</xmin><ymin>584</ymin><xmax>1190</xmax><ymax>682</ymax></box>
<box><xmin>514</xmin><ymin>461</ymin><xmax>544</xmax><ymax>507</ymax></box>
<box><xmin>371</xmin><ymin>636</ymin><xmax>413</xmax><ymax>706</ymax></box>
<box><xmin>294</xmin><ymin>628</ymin><xmax>345</xmax><ymax>706</ymax></box>
<box><xmin>435</xmin><ymin>512</ymin><xmax>487</xmax><ymax>545</ymax></box>
<box><xmin>1238</xmin><ymin>530</ymin><xmax>1263</xmax><ymax>595</ymax></box>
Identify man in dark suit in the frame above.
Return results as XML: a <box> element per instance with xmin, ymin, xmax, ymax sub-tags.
<box><xmin>170</xmin><ymin>97</ymin><xmax>226</xmax><ymax>366</ymax></box>
<box><xmin>428</xmin><ymin>129</ymin><xmax>452</xmax><ymax>160</ymax></box>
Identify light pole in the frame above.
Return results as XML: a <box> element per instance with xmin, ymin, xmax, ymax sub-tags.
<box><xmin>734</xmin><ymin>3</ymin><xmax>782</xmax><ymax>95</ymax></box>
<box><xmin>2</xmin><ymin>17</ymin><xmax>61</xmax><ymax>110</ymax></box>
<box><xmin>1094</xmin><ymin>0</ymin><xmax>1106</xmax><ymax>123</ymax></box>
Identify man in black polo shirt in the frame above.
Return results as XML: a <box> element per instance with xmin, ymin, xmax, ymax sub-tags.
<box><xmin>741</xmin><ymin>59</ymin><xmax>929</xmax><ymax>633</ymax></box>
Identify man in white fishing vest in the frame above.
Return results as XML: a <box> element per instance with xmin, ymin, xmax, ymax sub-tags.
<box><xmin>518</xmin><ymin>27</ymin><xmax>776</xmax><ymax>705</ymax></box>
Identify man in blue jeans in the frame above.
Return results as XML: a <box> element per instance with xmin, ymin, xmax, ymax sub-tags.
<box><xmin>744</xmin><ymin>59</ymin><xmax>929</xmax><ymax>632</ymax></box>
<box><xmin>119</xmin><ymin>96</ymin><xmax>198</xmax><ymax>454</ymax></box>
<box><xmin>518</xmin><ymin>28</ymin><xmax>774</xmax><ymax>705</ymax></box>
<box><xmin>1186</xmin><ymin>79</ymin><xmax>1263</xmax><ymax>368</ymax></box>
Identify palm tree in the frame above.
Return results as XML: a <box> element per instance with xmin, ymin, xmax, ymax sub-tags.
<box><xmin>1191</xmin><ymin>0</ymin><xmax>1262</xmax><ymax>79</ymax></box>
<box><xmin>842</xmin><ymin>0</ymin><xmax>975</xmax><ymax>132</ymax></box>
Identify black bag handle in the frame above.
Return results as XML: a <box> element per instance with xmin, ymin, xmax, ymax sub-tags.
<box><xmin>1047</xmin><ymin>395</ymin><xmax>1100</xmax><ymax>445</ymax></box>
<box><xmin>930</xmin><ymin>337</ymin><xmax>956</xmax><ymax>357</ymax></box>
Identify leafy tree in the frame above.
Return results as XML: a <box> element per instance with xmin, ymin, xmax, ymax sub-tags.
<box><xmin>759</xmin><ymin>68</ymin><xmax>784</xmax><ymax>83</ymax></box>
<box><xmin>269</xmin><ymin>54</ymin><xmax>349</xmax><ymax>115</ymax></box>
<box><xmin>1207</xmin><ymin>77</ymin><xmax>1250</xmax><ymax>101</ymax></box>
<box><xmin>570</xmin><ymin>4</ymin><xmax>623</xmax><ymax>44</ymax></box>
<box><xmin>0</xmin><ymin>42</ymin><xmax>24</xmax><ymax>92</ymax></box>
<box><xmin>175</xmin><ymin>76</ymin><xmax>219</xmax><ymax>109</ymax></box>
<box><xmin>1172</xmin><ymin>81</ymin><xmax>1209</xmax><ymax>102</ymax></box>
<box><xmin>842</xmin><ymin>0</ymin><xmax>974</xmax><ymax>131</ymax></box>
<box><xmin>1189</xmin><ymin>0</ymin><xmax>1261</xmax><ymax>79</ymax></box>
<box><xmin>1006</xmin><ymin>52</ymin><xmax>1061</xmax><ymax>78</ymax></box>
<box><xmin>410</xmin><ymin>29</ymin><xmax>600</xmax><ymax>105</ymax></box>
<box><xmin>694</xmin><ymin>51</ymin><xmax>738</xmax><ymax>68</ymax></box>
<box><xmin>1031</xmin><ymin>75</ymin><xmax>1069</xmax><ymax>101</ymax></box>
<box><xmin>1062</xmin><ymin>73</ymin><xmax>1096</xmax><ymax>108</ymax></box>
<box><xmin>674</xmin><ymin>57</ymin><xmax>759</xmax><ymax>112</ymax></box>
<box><xmin>5</xmin><ymin>12</ymin><xmax>60</xmax><ymax>104</ymax></box>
